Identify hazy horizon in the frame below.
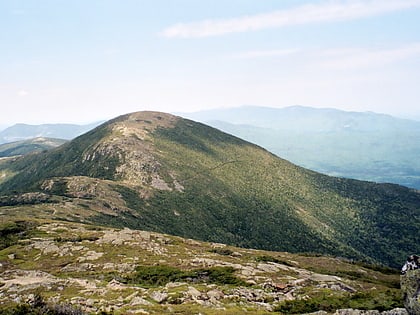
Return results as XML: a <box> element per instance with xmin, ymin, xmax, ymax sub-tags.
<box><xmin>2</xmin><ymin>1</ymin><xmax>420</xmax><ymax>126</ymax></box>
<box><xmin>1</xmin><ymin>104</ymin><xmax>420</xmax><ymax>131</ymax></box>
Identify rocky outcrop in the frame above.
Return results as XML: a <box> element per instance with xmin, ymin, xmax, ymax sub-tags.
<box><xmin>0</xmin><ymin>221</ymin><xmax>407</xmax><ymax>314</ymax></box>
<box><xmin>330</xmin><ymin>308</ymin><xmax>408</xmax><ymax>314</ymax></box>
<box><xmin>400</xmin><ymin>269</ymin><xmax>420</xmax><ymax>315</ymax></box>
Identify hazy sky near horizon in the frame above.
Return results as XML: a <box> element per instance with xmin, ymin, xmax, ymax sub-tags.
<box><xmin>1</xmin><ymin>0</ymin><xmax>420</xmax><ymax>126</ymax></box>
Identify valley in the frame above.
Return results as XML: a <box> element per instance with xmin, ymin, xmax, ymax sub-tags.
<box><xmin>180</xmin><ymin>106</ymin><xmax>420</xmax><ymax>190</ymax></box>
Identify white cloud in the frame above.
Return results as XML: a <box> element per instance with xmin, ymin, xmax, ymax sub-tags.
<box><xmin>161</xmin><ymin>0</ymin><xmax>420</xmax><ymax>38</ymax></box>
<box><xmin>18</xmin><ymin>89</ymin><xmax>28</xmax><ymax>96</ymax></box>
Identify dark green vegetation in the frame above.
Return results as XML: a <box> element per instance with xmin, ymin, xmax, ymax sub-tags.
<box><xmin>0</xmin><ymin>111</ymin><xmax>419</xmax><ymax>269</ymax></box>
<box><xmin>255</xmin><ymin>255</ymin><xmax>295</xmax><ymax>267</ymax></box>
<box><xmin>0</xmin><ymin>123</ymin><xmax>120</xmax><ymax>192</ymax></box>
<box><xmin>126</xmin><ymin>265</ymin><xmax>247</xmax><ymax>287</ymax></box>
<box><xmin>275</xmin><ymin>290</ymin><xmax>402</xmax><ymax>314</ymax></box>
<box><xmin>0</xmin><ymin>137</ymin><xmax>66</xmax><ymax>157</ymax></box>
<box><xmin>180</xmin><ymin>105</ymin><xmax>420</xmax><ymax>189</ymax></box>
<box><xmin>0</xmin><ymin>294</ymin><xmax>84</xmax><ymax>315</ymax></box>
<box><xmin>0</xmin><ymin>221</ymin><xmax>37</xmax><ymax>250</ymax></box>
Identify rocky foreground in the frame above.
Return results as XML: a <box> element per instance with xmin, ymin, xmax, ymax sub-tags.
<box><xmin>400</xmin><ymin>269</ymin><xmax>420</xmax><ymax>315</ymax></box>
<box><xmin>0</xmin><ymin>219</ymin><xmax>410</xmax><ymax>314</ymax></box>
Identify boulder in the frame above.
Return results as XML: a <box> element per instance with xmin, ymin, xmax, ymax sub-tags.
<box><xmin>400</xmin><ymin>269</ymin><xmax>420</xmax><ymax>315</ymax></box>
<box><xmin>332</xmin><ymin>309</ymin><xmax>408</xmax><ymax>315</ymax></box>
<box><xmin>149</xmin><ymin>291</ymin><xmax>168</xmax><ymax>303</ymax></box>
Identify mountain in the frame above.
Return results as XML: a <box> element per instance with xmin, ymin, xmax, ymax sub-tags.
<box><xmin>178</xmin><ymin>106</ymin><xmax>420</xmax><ymax>189</ymax></box>
<box><xmin>178</xmin><ymin>105</ymin><xmax>420</xmax><ymax>132</ymax></box>
<box><xmin>0</xmin><ymin>137</ymin><xmax>66</xmax><ymax>157</ymax></box>
<box><xmin>0</xmin><ymin>121</ymin><xmax>103</xmax><ymax>144</ymax></box>
<box><xmin>0</xmin><ymin>111</ymin><xmax>419</xmax><ymax>269</ymax></box>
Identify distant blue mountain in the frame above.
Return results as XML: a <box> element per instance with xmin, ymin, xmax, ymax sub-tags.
<box><xmin>180</xmin><ymin>105</ymin><xmax>420</xmax><ymax>132</ymax></box>
<box><xmin>0</xmin><ymin>121</ymin><xmax>103</xmax><ymax>144</ymax></box>
<box><xmin>179</xmin><ymin>106</ymin><xmax>420</xmax><ymax>189</ymax></box>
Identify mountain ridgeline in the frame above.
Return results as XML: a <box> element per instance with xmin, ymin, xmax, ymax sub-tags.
<box><xmin>0</xmin><ymin>111</ymin><xmax>418</xmax><ymax>268</ymax></box>
<box><xmin>0</xmin><ymin>121</ymin><xmax>103</xmax><ymax>144</ymax></box>
<box><xmin>180</xmin><ymin>106</ymin><xmax>420</xmax><ymax>189</ymax></box>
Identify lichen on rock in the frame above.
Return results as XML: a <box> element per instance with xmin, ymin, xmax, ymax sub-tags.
<box><xmin>400</xmin><ymin>269</ymin><xmax>420</xmax><ymax>315</ymax></box>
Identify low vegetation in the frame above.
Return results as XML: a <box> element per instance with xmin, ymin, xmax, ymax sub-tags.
<box><xmin>0</xmin><ymin>221</ymin><xmax>37</xmax><ymax>250</ymax></box>
<box><xmin>126</xmin><ymin>265</ymin><xmax>248</xmax><ymax>287</ymax></box>
<box><xmin>275</xmin><ymin>289</ymin><xmax>403</xmax><ymax>314</ymax></box>
<box><xmin>0</xmin><ymin>219</ymin><xmax>406</xmax><ymax>314</ymax></box>
<box><xmin>0</xmin><ymin>294</ymin><xmax>84</xmax><ymax>315</ymax></box>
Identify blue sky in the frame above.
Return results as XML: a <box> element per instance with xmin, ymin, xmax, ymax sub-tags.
<box><xmin>1</xmin><ymin>0</ymin><xmax>420</xmax><ymax>126</ymax></box>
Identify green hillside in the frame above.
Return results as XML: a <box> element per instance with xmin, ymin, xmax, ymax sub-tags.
<box><xmin>180</xmin><ymin>106</ymin><xmax>420</xmax><ymax>189</ymax></box>
<box><xmin>0</xmin><ymin>111</ymin><xmax>418</xmax><ymax>268</ymax></box>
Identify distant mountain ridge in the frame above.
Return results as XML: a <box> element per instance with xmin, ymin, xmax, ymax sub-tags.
<box><xmin>179</xmin><ymin>105</ymin><xmax>420</xmax><ymax>132</ymax></box>
<box><xmin>0</xmin><ymin>137</ymin><xmax>66</xmax><ymax>157</ymax></box>
<box><xmin>0</xmin><ymin>111</ymin><xmax>418</xmax><ymax>268</ymax></box>
<box><xmin>0</xmin><ymin>121</ymin><xmax>103</xmax><ymax>144</ymax></box>
<box><xmin>179</xmin><ymin>106</ymin><xmax>420</xmax><ymax>189</ymax></box>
